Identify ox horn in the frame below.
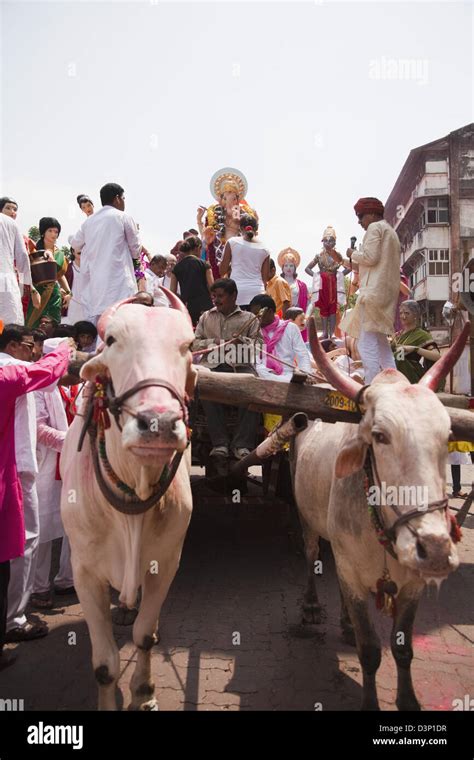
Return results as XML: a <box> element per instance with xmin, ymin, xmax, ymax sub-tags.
<box><xmin>308</xmin><ymin>317</ymin><xmax>362</xmax><ymax>401</ymax></box>
<box><xmin>419</xmin><ymin>321</ymin><xmax>470</xmax><ymax>391</ymax></box>
<box><xmin>159</xmin><ymin>286</ymin><xmax>192</xmax><ymax>323</ymax></box>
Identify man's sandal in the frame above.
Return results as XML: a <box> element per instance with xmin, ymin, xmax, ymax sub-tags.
<box><xmin>5</xmin><ymin>622</ymin><xmax>48</xmax><ymax>642</ymax></box>
<box><xmin>29</xmin><ymin>591</ymin><xmax>54</xmax><ymax>610</ymax></box>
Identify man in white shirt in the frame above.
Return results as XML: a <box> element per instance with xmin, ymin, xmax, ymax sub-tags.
<box><xmin>160</xmin><ymin>253</ymin><xmax>176</xmax><ymax>290</ymax></box>
<box><xmin>0</xmin><ymin>210</ymin><xmax>35</xmax><ymax>326</ymax></box>
<box><xmin>144</xmin><ymin>255</ymin><xmax>170</xmax><ymax>307</ymax></box>
<box><xmin>0</xmin><ymin>325</ymin><xmax>48</xmax><ymax>641</ymax></box>
<box><xmin>341</xmin><ymin>197</ymin><xmax>400</xmax><ymax>382</ymax></box>
<box><xmin>70</xmin><ymin>183</ymin><xmax>142</xmax><ymax>324</ymax></box>
<box><xmin>249</xmin><ymin>294</ymin><xmax>312</xmax><ymax>382</ymax></box>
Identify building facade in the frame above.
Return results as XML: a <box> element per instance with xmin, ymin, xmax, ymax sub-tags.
<box><xmin>385</xmin><ymin>123</ymin><xmax>474</xmax><ymax>342</ymax></box>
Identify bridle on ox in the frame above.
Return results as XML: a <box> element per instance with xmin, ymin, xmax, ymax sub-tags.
<box><xmin>355</xmin><ymin>385</ymin><xmax>457</xmax><ymax>561</ymax></box>
<box><xmin>362</xmin><ymin>446</ymin><xmax>450</xmax><ymax>561</ymax></box>
<box><xmin>78</xmin><ymin>375</ymin><xmax>191</xmax><ymax>516</ymax></box>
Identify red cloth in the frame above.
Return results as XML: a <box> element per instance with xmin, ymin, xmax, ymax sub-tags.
<box><xmin>354</xmin><ymin>197</ymin><xmax>384</xmax><ymax>217</ymax></box>
<box><xmin>59</xmin><ymin>385</ymin><xmax>79</xmax><ymax>425</ymax></box>
<box><xmin>314</xmin><ymin>271</ymin><xmax>338</xmax><ymax>317</ymax></box>
<box><xmin>0</xmin><ymin>344</ymin><xmax>70</xmax><ymax>562</ymax></box>
<box><xmin>206</xmin><ymin>242</ymin><xmax>220</xmax><ymax>281</ymax></box>
<box><xmin>56</xmin><ymin>385</ymin><xmax>79</xmax><ymax>480</ymax></box>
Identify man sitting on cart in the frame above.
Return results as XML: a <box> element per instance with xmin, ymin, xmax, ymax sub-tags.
<box><xmin>192</xmin><ymin>278</ymin><xmax>262</xmax><ymax>462</ymax></box>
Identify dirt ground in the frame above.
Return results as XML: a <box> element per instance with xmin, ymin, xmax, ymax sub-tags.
<box><xmin>1</xmin><ymin>465</ymin><xmax>473</xmax><ymax>712</ymax></box>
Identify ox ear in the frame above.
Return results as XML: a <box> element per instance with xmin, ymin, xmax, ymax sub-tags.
<box><xmin>185</xmin><ymin>364</ymin><xmax>198</xmax><ymax>399</ymax></box>
<box><xmin>334</xmin><ymin>437</ymin><xmax>368</xmax><ymax>479</ymax></box>
<box><xmin>80</xmin><ymin>353</ymin><xmax>108</xmax><ymax>382</ymax></box>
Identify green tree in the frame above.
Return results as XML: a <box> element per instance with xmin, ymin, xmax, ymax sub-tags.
<box><xmin>340</xmin><ymin>275</ymin><xmax>357</xmax><ymax>314</ymax></box>
<box><xmin>28</xmin><ymin>225</ymin><xmax>40</xmax><ymax>243</ymax></box>
<box><xmin>59</xmin><ymin>244</ymin><xmax>72</xmax><ymax>262</ymax></box>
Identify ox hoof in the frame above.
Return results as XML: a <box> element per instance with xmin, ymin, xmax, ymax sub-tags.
<box><xmin>341</xmin><ymin>627</ymin><xmax>356</xmax><ymax>647</ymax></box>
<box><xmin>302</xmin><ymin>603</ymin><xmax>325</xmax><ymax>626</ymax></box>
<box><xmin>397</xmin><ymin>697</ymin><xmax>421</xmax><ymax>712</ymax></box>
<box><xmin>289</xmin><ymin>621</ymin><xmax>325</xmax><ymax>640</ymax></box>
<box><xmin>112</xmin><ymin>606</ymin><xmax>139</xmax><ymax>626</ymax></box>
<box><xmin>128</xmin><ymin>699</ymin><xmax>159</xmax><ymax>712</ymax></box>
<box><xmin>361</xmin><ymin>700</ymin><xmax>381</xmax><ymax>712</ymax></box>
<box><xmin>141</xmin><ymin>699</ymin><xmax>159</xmax><ymax>711</ymax></box>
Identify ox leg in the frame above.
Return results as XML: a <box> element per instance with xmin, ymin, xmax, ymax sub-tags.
<box><xmin>74</xmin><ymin>567</ymin><xmax>120</xmax><ymax>711</ymax></box>
<box><xmin>338</xmin><ymin>583</ymin><xmax>356</xmax><ymax>646</ymax></box>
<box><xmin>340</xmin><ymin>580</ymin><xmax>381</xmax><ymax>711</ymax></box>
<box><xmin>298</xmin><ymin>520</ymin><xmax>324</xmax><ymax>630</ymax></box>
<box><xmin>390</xmin><ymin>587</ymin><xmax>422</xmax><ymax>712</ymax></box>
<box><xmin>129</xmin><ymin>559</ymin><xmax>179</xmax><ymax>711</ymax></box>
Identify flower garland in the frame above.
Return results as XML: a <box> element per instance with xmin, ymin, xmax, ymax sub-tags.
<box><xmin>206</xmin><ymin>200</ymin><xmax>256</xmax><ymax>243</ymax></box>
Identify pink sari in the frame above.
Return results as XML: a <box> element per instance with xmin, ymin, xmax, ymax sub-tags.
<box><xmin>261</xmin><ymin>317</ymin><xmax>290</xmax><ymax>375</ymax></box>
<box><xmin>296</xmin><ymin>280</ymin><xmax>309</xmax><ymax>341</ymax></box>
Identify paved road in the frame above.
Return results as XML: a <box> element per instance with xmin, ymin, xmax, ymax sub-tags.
<box><xmin>1</xmin><ymin>467</ymin><xmax>473</xmax><ymax>712</ymax></box>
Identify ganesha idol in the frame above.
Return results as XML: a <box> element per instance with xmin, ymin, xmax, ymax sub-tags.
<box><xmin>197</xmin><ymin>167</ymin><xmax>257</xmax><ymax>277</ymax></box>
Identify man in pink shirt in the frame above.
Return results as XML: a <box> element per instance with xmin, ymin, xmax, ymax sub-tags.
<box><xmin>0</xmin><ymin>337</ymin><xmax>72</xmax><ymax>671</ymax></box>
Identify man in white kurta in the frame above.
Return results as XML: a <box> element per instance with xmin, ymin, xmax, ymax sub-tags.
<box><xmin>0</xmin><ymin>213</ymin><xmax>32</xmax><ymax>325</ymax></box>
<box><xmin>341</xmin><ymin>197</ymin><xmax>400</xmax><ymax>383</ymax></box>
<box><xmin>249</xmin><ymin>295</ymin><xmax>312</xmax><ymax>382</ymax></box>
<box><xmin>70</xmin><ymin>183</ymin><xmax>141</xmax><ymax>324</ymax></box>
<box><xmin>144</xmin><ymin>255</ymin><xmax>170</xmax><ymax>308</ymax></box>
<box><xmin>31</xmin><ymin>340</ymin><xmax>74</xmax><ymax>604</ymax></box>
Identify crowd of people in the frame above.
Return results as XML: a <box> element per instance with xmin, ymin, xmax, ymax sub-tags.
<box><xmin>0</xmin><ymin>168</ymin><xmax>471</xmax><ymax>672</ymax></box>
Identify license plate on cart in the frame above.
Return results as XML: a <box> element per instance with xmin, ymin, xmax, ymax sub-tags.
<box><xmin>325</xmin><ymin>391</ymin><xmax>358</xmax><ymax>413</ymax></box>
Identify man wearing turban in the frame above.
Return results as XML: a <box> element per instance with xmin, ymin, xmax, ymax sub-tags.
<box><xmin>340</xmin><ymin>197</ymin><xmax>400</xmax><ymax>382</ymax></box>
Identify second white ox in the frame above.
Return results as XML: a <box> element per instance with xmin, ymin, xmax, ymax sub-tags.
<box><xmin>293</xmin><ymin>319</ymin><xmax>467</xmax><ymax>711</ymax></box>
<box><xmin>61</xmin><ymin>295</ymin><xmax>196</xmax><ymax>710</ymax></box>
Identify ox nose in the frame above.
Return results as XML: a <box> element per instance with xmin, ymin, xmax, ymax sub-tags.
<box><xmin>136</xmin><ymin>410</ymin><xmax>182</xmax><ymax>438</ymax></box>
<box><xmin>415</xmin><ymin>534</ymin><xmax>453</xmax><ymax>572</ymax></box>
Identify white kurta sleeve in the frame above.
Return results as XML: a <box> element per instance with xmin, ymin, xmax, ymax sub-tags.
<box><xmin>14</xmin><ymin>228</ymin><xmax>32</xmax><ymax>287</ymax></box>
<box><xmin>36</xmin><ymin>392</ymin><xmax>67</xmax><ymax>453</ymax></box>
<box><xmin>351</xmin><ymin>224</ymin><xmax>382</xmax><ymax>268</ymax></box>
<box><xmin>288</xmin><ymin>324</ymin><xmax>312</xmax><ymax>374</ymax></box>
<box><xmin>124</xmin><ymin>215</ymin><xmax>142</xmax><ymax>259</ymax></box>
<box><xmin>70</xmin><ymin>224</ymin><xmax>85</xmax><ymax>253</ymax></box>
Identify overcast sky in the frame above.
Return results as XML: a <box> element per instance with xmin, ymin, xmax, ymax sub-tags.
<box><xmin>1</xmin><ymin>0</ymin><xmax>473</xmax><ymax>286</ymax></box>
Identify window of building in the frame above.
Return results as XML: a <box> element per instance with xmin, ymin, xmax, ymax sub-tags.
<box><xmin>428</xmin><ymin>249</ymin><xmax>449</xmax><ymax>275</ymax></box>
<box><xmin>410</xmin><ymin>257</ymin><xmax>427</xmax><ymax>288</ymax></box>
<box><xmin>427</xmin><ymin>198</ymin><xmax>449</xmax><ymax>224</ymax></box>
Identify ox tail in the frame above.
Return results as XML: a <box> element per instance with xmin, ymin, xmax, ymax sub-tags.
<box><xmin>119</xmin><ymin>514</ymin><xmax>144</xmax><ymax>608</ymax></box>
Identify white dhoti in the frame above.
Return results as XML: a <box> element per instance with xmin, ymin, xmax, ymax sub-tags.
<box><xmin>32</xmin><ymin>385</ymin><xmax>70</xmax><ymax>593</ymax></box>
<box><xmin>357</xmin><ymin>307</ymin><xmax>396</xmax><ymax>383</ymax></box>
<box><xmin>7</xmin><ymin>471</ymin><xmax>39</xmax><ymax>630</ymax></box>
<box><xmin>33</xmin><ymin>537</ymin><xmax>73</xmax><ymax>594</ymax></box>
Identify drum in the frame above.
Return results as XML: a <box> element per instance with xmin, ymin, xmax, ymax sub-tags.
<box><xmin>30</xmin><ymin>250</ymin><xmax>57</xmax><ymax>286</ymax></box>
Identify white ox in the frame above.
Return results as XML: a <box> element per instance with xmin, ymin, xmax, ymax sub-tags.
<box><xmin>293</xmin><ymin>319</ymin><xmax>468</xmax><ymax>711</ymax></box>
<box><xmin>61</xmin><ymin>295</ymin><xmax>196</xmax><ymax>710</ymax></box>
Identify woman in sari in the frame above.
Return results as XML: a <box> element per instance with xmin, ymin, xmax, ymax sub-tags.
<box><xmin>392</xmin><ymin>300</ymin><xmax>472</xmax><ymax>497</ymax></box>
<box><xmin>391</xmin><ymin>300</ymin><xmax>441</xmax><ymax>383</ymax></box>
<box><xmin>26</xmin><ymin>217</ymin><xmax>71</xmax><ymax>329</ymax></box>
<box><xmin>278</xmin><ymin>249</ymin><xmax>309</xmax><ymax>340</ymax></box>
